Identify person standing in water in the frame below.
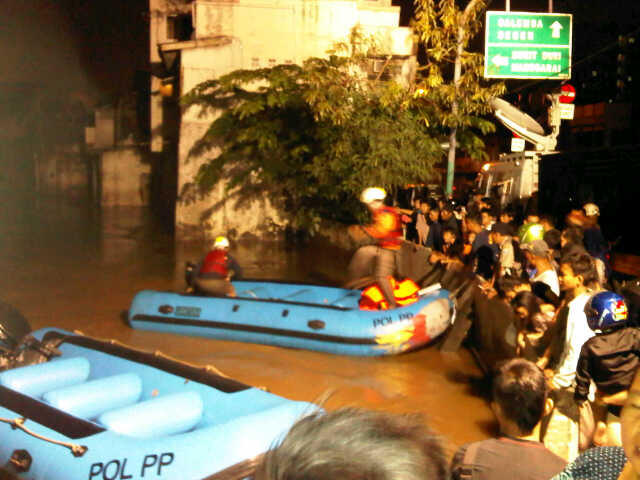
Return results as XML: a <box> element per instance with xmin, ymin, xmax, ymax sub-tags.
<box><xmin>347</xmin><ymin>187</ymin><xmax>403</xmax><ymax>308</ymax></box>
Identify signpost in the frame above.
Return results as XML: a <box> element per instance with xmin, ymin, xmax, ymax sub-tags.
<box><xmin>558</xmin><ymin>83</ymin><xmax>576</xmax><ymax>119</ymax></box>
<box><xmin>484</xmin><ymin>11</ymin><xmax>572</xmax><ymax>79</ymax></box>
<box><xmin>511</xmin><ymin>136</ymin><xmax>525</xmax><ymax>152</ymax></box>
<box><xmin>559</xmin><ymin>83</ymin><xmax>576</xmax><ymax>103</ymax></box>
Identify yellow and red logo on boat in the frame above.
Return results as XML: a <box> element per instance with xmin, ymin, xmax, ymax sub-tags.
<box><xmin>373</xmin><ymin>313</ymin><xmax>430</xmax><ymax>353</ymax></box>
<box><xmin>373</xmin><ymin>297</ymin><xmax>453</xmax><ymax>354</ymax></box>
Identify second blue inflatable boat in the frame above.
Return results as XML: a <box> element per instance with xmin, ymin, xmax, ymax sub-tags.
<box><xmin>128</xmin><ymin>281</ymin><xmax>455</xmax><ymax>356</ymax></box>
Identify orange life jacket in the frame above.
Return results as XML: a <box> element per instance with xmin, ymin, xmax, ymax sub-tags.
<box><xmin>359</xmin><ymin>277</ymin><xmax>420</xmax><ymax>310</ymax></box>
<box><xmin>363</xmin><ymin>206</ymin><xmax>403</xmax><ymax>250</ymax></box>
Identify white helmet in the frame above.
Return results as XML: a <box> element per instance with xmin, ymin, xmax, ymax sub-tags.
<box><xmin>360</xmin><ymin>187</ymin><xmax>386</xmax><ymax>205</ymax></box>
<box><xmin>213</xmin><ymin>236</ymin><xmax>230</xmax><ymax>249</ymax></box>
<box><xmin>583</xmin><ymin>203</ymin><xmax>600</xmax><ymax>217</ymax></box>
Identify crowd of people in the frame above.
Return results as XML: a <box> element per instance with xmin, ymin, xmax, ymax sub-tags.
<box><xmin>323</xmin><ymin>188</ymin><xmax>640</xmax><ymax>479</ymax></box>
<box><xmin>255</xmin><ymin>362</ymin><xmax>640</xmax><ymax>480</ymax></box>
<box><xmin>197</xmin><ymin>187</ymin><xmax>640</xmax><ymax>479</ymax></box>
<box><xmin>403</xmin><ymin>191</ymin><xmax>640</xmax><ymax>461</ymax></box>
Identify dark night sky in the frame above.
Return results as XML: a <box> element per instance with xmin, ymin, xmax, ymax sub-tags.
<box><xmin>2</xmin><ymin>0</ymin><xmax>147</xmax><ymax>102</ymax></box>
<box><xmin>3</xmin><ymin>0</ymin><xmax>639</xmax><ymax>103</ymax></box>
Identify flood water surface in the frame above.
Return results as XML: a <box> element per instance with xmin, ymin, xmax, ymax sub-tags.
<box><xmin>0</xmin><ymin>198</ymin><xmax>494</xmax><ymax>457</ymax></box>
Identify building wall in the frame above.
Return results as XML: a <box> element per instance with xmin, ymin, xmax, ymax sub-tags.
<box><xmin>190</xmin><ymin>1</ymin><xmax>412</xmax><ymax>69</ymax></box>
<box><xmin>101</xmin><ymin>148</ymin><xmax>151</xmax><ymax>206</ymax></box>
<box><xmin>35</xmin><ymin>150</ymin><xmax>90</xmax><ymax>200</ymax></box>
<box><xmin>33</xmin><ymin>147</ymin><xmax>151</xmax><ymax>207</ymax></box>
<box><xmin>151</xmin><ymin>0</ymin><xmax>414</xmax><ymax>240</ymax></box>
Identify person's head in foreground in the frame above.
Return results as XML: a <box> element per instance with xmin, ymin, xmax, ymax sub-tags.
<box><xmin>254</xmin><ymin>408</ymin><xmax>449</xmax><ymax>480</ymax></box>
<box><xmin>492</xmin><ymin>358</ymin><xmax>553</xmax><ymax>438</ymax></box>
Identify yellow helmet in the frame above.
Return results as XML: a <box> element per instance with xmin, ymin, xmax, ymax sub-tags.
<box><xmin>517</xmin><ymin>223</ymin><xmax>545</xmax><ymax>244</ymax></box>
<box><xmin>213</xmin><ymin>236</ymin><xmax>230</xmax><ymax>249</ymax></box>
<box><xmin>360</xmin><ymin>187</ymin><xmax>386</xmax><ymax>204</ymax></box>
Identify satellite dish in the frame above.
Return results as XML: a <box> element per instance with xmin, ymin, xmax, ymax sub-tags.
<box><xmin>490</xmin><ymin>97</ymin><xmax>557</xmax><ymax>153</ymax></box>
<box><xmin>490</xmin><ymin>98</ymin><xmax>545</xmax><ymax>135</ymax></box>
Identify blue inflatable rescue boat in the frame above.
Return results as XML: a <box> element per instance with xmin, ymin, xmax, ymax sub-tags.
<box><xmin>0</xmin><ymin>328</ymin><xmax>316</xmax><ymax>479</ymax></box>
<box><xmin>128</xmin><ymin>281</ymin><xmax>455</xmax><ymax>356</ymax></box>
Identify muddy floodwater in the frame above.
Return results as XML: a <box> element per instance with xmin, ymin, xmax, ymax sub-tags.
<box><xmin>0</xmin><ymin>196</ymin><xmax>495</xmax><ymax>458</ymax></box>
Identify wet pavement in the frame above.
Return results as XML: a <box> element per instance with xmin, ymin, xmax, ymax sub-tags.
<box><xmin>0</xmin><ymin>195</ymin><xmax>494</xmax><ymax>458</ymax></box>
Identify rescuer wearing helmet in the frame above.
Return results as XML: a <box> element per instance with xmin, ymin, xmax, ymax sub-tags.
<box><xmin>193</xmin><ymin>235</ymin><xmax>243</xmax><ymax>297</ymax></box>
<box><xmin>575</xmin><ymin>291</ymin><xmax>640</xmax><ymax>448</ymax></box>
<box><xmin>347</xmin><ymin>187</ymin><xmax>403</xmax><ymax>308</ymax></box>
<box><xmin>517</xmin><ymin>222</ymin><xmax>545</xmax><ymax>245</ymax></box>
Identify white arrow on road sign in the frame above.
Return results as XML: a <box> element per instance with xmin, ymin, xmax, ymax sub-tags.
<box><xmin>492</xmin><ymin>54</ymin><xmax>509</xmax><ymax>67</ymax></box>
<box><xmin>550</xmin><ymin>21</ymin><xmax>563</xmax><ymax>38</ymax></box>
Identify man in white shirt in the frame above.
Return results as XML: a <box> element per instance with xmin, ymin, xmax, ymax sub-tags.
<box><xmin>543</xmin><ymin>252</ymin><xmax>597</xmax><ymax>461</ymax></box>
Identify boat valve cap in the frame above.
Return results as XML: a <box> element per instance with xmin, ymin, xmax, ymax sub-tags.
<box><xmin>10</xmin><ymin>449</ymin><xmax>32</xmax><ymax>473</ymax></box>
<box><xmin>159</xmin><ymin>305</ymin><xmax>174</xmax><ymax>314</ymax></box>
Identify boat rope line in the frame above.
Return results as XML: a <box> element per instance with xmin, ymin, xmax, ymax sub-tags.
<box><xmin>215</xmin><ymin>294</ymin><xmax>352</xmax><ymax>311</ymax></box>
<box><xmin>132</xmin><ymin>314</ymin><xmax>379</xmax><ymax>345</ymax></box>
<box><xmin>40</xmin><ymin>331</ymin><xmax>250</xmax><ymax>394</ymax></box>
<box><xmin>0</xmin><ymin>416</ymin><xmax>87</xmax><ymax>457</ymax></box>
<box><xmin>177</xmin><ymin>288</ymin><xmax>353</xmax><ymax>311</ymax></box>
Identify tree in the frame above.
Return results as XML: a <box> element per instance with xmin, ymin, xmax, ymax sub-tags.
<box><xmin>182</xmin><ymin>35</ymin><xmax>445</xmax><ymax>232</ymax></box>
<box><xmin>412</xmin><ymin>0</ymin><xmax>506</xmax><ymax>195</ymax></box>
<box><xmin>182</xmin><ymin>14</ymin><xmax>502</xmax><ymax>232</ymax></box>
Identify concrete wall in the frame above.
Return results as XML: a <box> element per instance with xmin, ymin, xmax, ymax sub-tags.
<box><xmin>191</xmin><ymin>0</ymin><xmax>411</xmax><ymax>68</ymax></box>
<box><xmin>177</xmin><ymin>40</ymin><xmax>289</xmax><ymax>240</ymax></box>
<box><xmin>0</xmin><ymin>139</ymin><xmax>35</xmax><ymax>194</ymax></box>
<box><xmin>100</xmin><ymin>148</ymin><xmax>151</xmax><ymax>206</ymax></box>
<box><xmin>33</xmin><ymin>146</ymin><xmax>151</xmax><ymax>207</ymax></box>
<box><xmin>35</xmin><ymin>150</ymin><xmax>89</xmax><ymax>200</ymax></box>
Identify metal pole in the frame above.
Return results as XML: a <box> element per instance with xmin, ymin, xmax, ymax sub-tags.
<box><xmin>446</xmin><ymin>34</ymin><xmax>463</xmax><ymax>198</ymax></box>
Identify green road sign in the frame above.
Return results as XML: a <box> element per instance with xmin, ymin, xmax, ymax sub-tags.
<box><xmin>484</xmin><ymin>11</ymin><xmax>572</xmax><ymax>79</ymax></box>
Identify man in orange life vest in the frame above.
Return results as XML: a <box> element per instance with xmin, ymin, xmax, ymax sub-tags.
<box><xmin>347</xmin><ymin>187</ymin><xmax>403</xmax><ymax>309</ymax></box>
<box><xmin>194</xmin><ymin>236</ymin><xmax>243</xmax><ymax>297</ymax></box>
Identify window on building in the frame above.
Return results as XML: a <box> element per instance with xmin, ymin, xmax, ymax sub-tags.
<box><xmin>367</xmin><ymin>56</ymin><xmax>399</xmax><ymax>81</ymax></box>
<box><xmin>372</xmin><ymin>59</ymin><xmax>385</xmax><ymax>73</ymax></box>
<box><xmin>166</xmin><ymin>13</ymin><xmax>194</xmax><ymax>41</ymax></box>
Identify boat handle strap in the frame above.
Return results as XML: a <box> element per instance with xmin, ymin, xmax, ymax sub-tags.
<box><xmin>0</xmin><ymin>416</ymin><xmax>88</xmax><ymax>457</ymax></box>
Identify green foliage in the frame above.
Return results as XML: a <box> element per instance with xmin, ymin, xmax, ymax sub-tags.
<box><xmin>412</xmin><ymin>0</ymin><xmax>506</xmax><ymax>160</ymax></box>
<box><xmin>182</xmin><ymin>45</ymin><xmax>445</xmax><ymax>231</ymax></box>
<box><xmin>183</xmin><ymin>8</ymin><xmax>504</xmax><ymax>232</ymax></box>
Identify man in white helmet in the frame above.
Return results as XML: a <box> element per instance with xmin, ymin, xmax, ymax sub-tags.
<box><xmin>347</xmin><ymin>187</ymin><xmax>403</xmax><ymax>308</ymax></box>
<box><xmin>193</xmin><ymin>235</ymin><xmax>243</xmax><ymax>297</ymax></box>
